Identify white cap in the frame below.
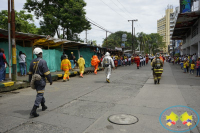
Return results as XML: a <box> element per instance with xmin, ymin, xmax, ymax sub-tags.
<box><xmin>33</xmin><ymin>47</ymin><xmax>43</xmax><ymax>55</ymax></box>
<box><xmin>105</xmin><ymin>52</ymin><xmax>110</xmax><ymax>56</ymax></box>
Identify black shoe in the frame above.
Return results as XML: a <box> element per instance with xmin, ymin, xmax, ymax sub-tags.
<box><xmin>158</xmin><ymin>79</ymin><xmax>160</xmax><ymax>84</ymax></box>
<box><xmin>41</xmin><ymin>103</ymin><xmax>47</xmax><ymax>111</ymax></box>
<box><xmin>154</xmin><ymin>80</ymin><xmax>157</xmax><ymax>84</ymax></box>
<box><xmin>30</xmin><ymin>105</ymin><xmax>39</xmax><ymax>117</ymax></box>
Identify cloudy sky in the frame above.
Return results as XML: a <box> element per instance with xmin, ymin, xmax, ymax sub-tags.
<box><xmin>1</xmin><ymin>0</ymin><xmax>180</xmax><ymax>45</ymax></box>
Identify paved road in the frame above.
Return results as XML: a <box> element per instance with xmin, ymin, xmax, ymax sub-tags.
<box><xmin>0</xmin><ymin>62</ymin><xmax>200</xmax><ymax>133</ymax></box>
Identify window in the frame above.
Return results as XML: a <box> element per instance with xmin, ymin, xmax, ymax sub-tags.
<box><xmin>192</xmin><ymin>24</ymin><xmax>198</xmax><ymax>38</ymax></box>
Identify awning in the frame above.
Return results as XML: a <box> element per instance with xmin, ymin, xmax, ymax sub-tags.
<box><xmin>0</xmin><ymin>28</ymin><xmax>46</xmax><ymax>41</ymax></box>
<box><xmin>172</xmin><ymin>10</ymin><xmax>200</xmax><ymax>40</ymax></box>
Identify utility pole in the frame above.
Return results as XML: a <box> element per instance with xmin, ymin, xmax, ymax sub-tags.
<box><xmin>11</xmin><ymin>0</ymin><xmax>17</xmax><ymax>81</ymax></box>
<box><xmin>85</xmin><ymin>30</ymin><xmax>87</xmax><ymax>43</ymax></box>
<box><xmin>128</xmin><ymin>19</ymin><xmax>138</xmax><ymax>55</ymax></box>
<box><xmin>8</xmin><ymin>0</ymin><xmax>11</xmax><ymax>79</ymax></box>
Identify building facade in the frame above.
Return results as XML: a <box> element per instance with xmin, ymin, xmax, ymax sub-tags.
<box><xmin>157</xmin><ymin>5</ymin><xmax>173</xmax><ymax>54</ymax></box>
<box><xmin>172</xmin><ymin>1</ymin><xmax>200</xmax><ymax>57</ymax></box>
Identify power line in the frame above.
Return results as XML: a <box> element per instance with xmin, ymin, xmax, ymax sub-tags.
<box><xmin>99</xmin><ymin>0</ymin><xmax>127</xmax><ymax>20</ymax></box>
<box><xmin>109</xmin><ymin>0</ymin><xmax>131</xmax><ymax>19</ymax></box>
<box><xmin>51</xmin><ymin>1</ymin><xmax>113</xmax><ymax>33</ymax></box>
<box><xmin>116</xmin><ymin>0</ymin><xmax>134</xmax><ymax>18</ymax></box>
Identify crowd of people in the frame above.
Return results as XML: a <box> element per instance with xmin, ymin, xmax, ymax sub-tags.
<box><xmin>167</xmin><ymin>53</ymin><xmax>200</xmax><ymax>77</ymax></box>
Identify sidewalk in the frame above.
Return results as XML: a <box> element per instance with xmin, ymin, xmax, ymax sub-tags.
<box><xmin>0</xmin><ymin>67</ymin><xmax>102</xmax><ymax>92</ymax></box>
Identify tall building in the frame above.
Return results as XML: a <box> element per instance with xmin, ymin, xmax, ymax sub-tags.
<box><xmin>157</xmin><ymin>5</ymin><xmax>173</xmax><ymax>54</ymax></box>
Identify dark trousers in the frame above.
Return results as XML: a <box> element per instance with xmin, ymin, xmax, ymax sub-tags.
<box><xmin>34</xmin><ymin>78</ymin><xmax>46</xmax><ymax>107</ymax></box>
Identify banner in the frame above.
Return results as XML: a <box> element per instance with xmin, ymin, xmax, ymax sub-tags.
<box><xmin>180</xmin><ymin>0</ymin><xmax>191</xmax><ymax>13</ymax></box>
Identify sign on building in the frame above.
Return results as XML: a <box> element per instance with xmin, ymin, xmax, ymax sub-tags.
<box><xmin>121</xmin><ymin>43</ymin><xmax>125</xmax><ymax>48</ymax></box>
<box><xmin>180</xmin><ymin>0</ymin><xmax>192</xmax><ymax>13</ymax></box>
<box><xmin>122</xmin><ymin>34</ymin><xmax>127</xmax><ymax>42</ymax></box>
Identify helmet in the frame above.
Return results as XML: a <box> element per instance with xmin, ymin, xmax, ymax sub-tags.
<box><xmin>105</xmin><ymin>52</ymin><xmax>110</xmax><ymax>56</ymax></box>
<box><xmin>64</xmin><ymin>54</ymin><xmax>68</xmax><ymax>58</ymax></box>
<box><xmin>156</xmin><ymin>53</ymin><xmax>159</xmax><ymax>58</ymax></box>
<box><xmin>33</xmin><ymin>47</ymin><xmax>43</xmax><ymax>55</ymax></box>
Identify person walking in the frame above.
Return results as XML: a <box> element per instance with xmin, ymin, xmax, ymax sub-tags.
<box><xmin>102</xmin><ymin>52</ymin><xmax>115</xmax><ymax>83</ymax></box>
<box><xmin>91</xmin><ymin>55</ymin><xmax>100</xmax><ymax>75</ymax></box>
<box><xmin>18</xmin><ymin>51</ymin><xmax>27</xmax><ymax>76</ymax></box>
<box><xmin>61</xmin><ymin>55</ymin><xmax>71</xmax><ymax>81</ymax></box>
<box><xmin>0</xmin><ymin>48</ymin><xmax>9</xmax><ymax>82</ymax></box>
<box><xmin>196</xmin><ymin>57</ymin><xmax>200</xmax><ymax>77</ymax></box>
<box><xmin>61</xmin><ymin>52</ymin><xmax>66</xmax><ymax>61</ymax></box>
<box><xmin>151</xmin><ymin>54</ymin><xmax>163</xmax><ymax>84</ymax></box>
<box><xmin>134</xmin><ymin>55</ymin><xmax>140</xmax><ymax>69</ymax></box>
<box><xmin>190</xmin><ymin>61</ymin><xmax>195</xmax><ymax>74</ymax></box>
<box><xmin>29</xmin><ymin>48</ymin><xmax>52</xmax><ymax>117</ymax></box>
<box><xmin>77</xmin><ymin>55</ymin><xmax>85</xmax><ymax>78</ymax></box>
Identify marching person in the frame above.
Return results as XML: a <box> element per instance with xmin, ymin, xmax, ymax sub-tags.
<box><xmin>102</xmin><ymin>52</ymin><xmax>115</xmax><ymax>83</ymax></box>
<box><xmin>29</xmin><ymin>47</ymin><xmax>52</xmax><ymax>117</ymax></box>
<box><xmin>91</xmin><ymin>55</ymin><xmax>100</xmax><ymax>74</ymax></box>
<box><xmin>134</xmin><ymin>55</ymin><xmax>140</xmax><ymax>69</ymax></box>
<box><xmin>151</xmin><ymin>53</ymin><xmax>163</xmax><ymax>84</ymax></box>
<box><xmin>61</xmin><ymin>54</ymin><xmax>71</xmax><ymax>82</ymax></box>
<box><xmin>77</xmin><ymin>55</ymin><xmax>85</xmax><ymax>78</ymax></box>
<box><xmin>146</xmin><ymin>54</ymin><xmax>149</xmax><ymax>64</ymax></box>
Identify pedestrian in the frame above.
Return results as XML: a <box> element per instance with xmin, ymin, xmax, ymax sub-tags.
<box><xmin>0</xmin><ymin>48</ymin><xmax>9</xmax><ymax>82</ymax></box>
<box><xmin>102</xmin><ymin>52</ymin><xmax>115</xmax><ymax>83</ymax></box>
<box><xmin>73</xmin><ymin>55</ymin><xmax>77</xmax><ymax>68</ymax></box>
<box><xmin>180</xmin><ymin>60</ymin><xmax>183</xmax><ymax>70</ymax></box>
<box><xmin>190</xmin><ymin>61</ymin><xmax>195</xmax><ymax>74</ymax></box>
<box><xmin>186</xmin><ymin>59</ymin><xmax>189</xmax><ymax>73</ymax></box>
<box><xmin>143</xmin><ymin>56</ymin><xmax>146</xmax><ymax>66</ymax></box>
<box><xmin>61</xmin><ymin>52</ymin><xmax>66</xmax><ymax>61</ymax></box>
<box><xmin>131</xmin><ymin>56</ymin><xmax>134</xmax><ymax>65</ymax></box>
<box><xmin>151</xmin><ymin>53</ymin><xmax>163</xmax><ymax>84</ymax></box>
<box><xmin>18</xmin><ymin>51</ymin><xmax>27</xmax><ymax>76</ymax></box>
<box><xmin>69</xmin><ymin>52</ymin><xmax>74</xmax><ymax>69</ymax></box>
<box><xmin>146</xmin><ymin>55</ymin><xmax>149</xmax><ymax>64</ymax></box>
<box><xmin>91</xmin><ymin>55</ymin><xmax>100</xmax><ymax>75</ymax></box>
<box><xmin>124</xmin><ymin>56</ymin><xmax>127</xmax><ymax>66</ymax></box>
<box><xmin>29</xmin><ymin>47</ymin><xmax>52</xmax><ymax>117</ymax></box>
<box><xmin>196</xmin><ymin>57</ymin><xmax>200</xmax><ymax>77</ymax></box>
<box><xmin>61</xmin><ymin>54</ymin><xmax>71</xmax><ymax>82</ymax></box>
<box><xmin>128</xmin><ymin>56</ymin><xmax>131</xmax><ymax>66</ymax></box>
<box><xmin>183</xmin><ymin>61</ymin><xmax>187</xmax><ymax>73</ymax></box>
<box><xmin>135</xmin><ymin>55</ymin><xmax>140</xmax><ymax>69</ymax></box>
<box><xmin>77</xmin><ymin>55</ymin><xmax>85</xmax><ymax>78</ymax></box>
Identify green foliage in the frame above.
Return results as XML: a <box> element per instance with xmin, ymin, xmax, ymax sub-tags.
<box><xmin>102</xmin><ymin>31</ymin><xmax>138</xmax><ymax>49</ymax></box>
<box><xmin>0</xmin><ymin>10</ymin><xmax>40</xmax><ymax>34</ymax></box>
<box><xmin>24</xmin><ymin>0</ymin><xmax>91</xmax><ymax>40</ymax></box>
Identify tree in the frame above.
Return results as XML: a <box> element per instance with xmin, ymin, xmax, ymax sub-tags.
<box><xmin>0</xmin><ymin>10</ymin><xmax>40</xmax><ymax>34</ymax></box>
<box><xmin>137</xmin><ymin>32</ymin><xmax>148</xmax><ymax>54</ymax></box>
<box><xmin>24</xmin><ymin>0</ymin><xmax>91</xmax><ymax>40</ymax></box>
<box><xmin>102</xmin><ymin>39</ymin><xmax>118</xmax><ymax>49</ymax></box>
<box><xmin>148</xmin><ymin>33</ymin><xmax>165</xmax><ymax>55</ymax></box>
<box><xmin>102</xmin><ymin>31</ymin><xmax>138</xmax><ymax>49</ymax></box>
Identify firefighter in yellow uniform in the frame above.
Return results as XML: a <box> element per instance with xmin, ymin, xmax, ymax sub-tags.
<box><xmin>77</xmin><ymin>55</ymin><xmax>85</xmax><ymax>78</ymax></box>
<box><xmin>61</xmin><ymin>55</ymin><xmax>71</xmax><ymax>82</ymax></box>
<box><xmin>151</xmin><ymin>54</ymin><xmax>163</xmax><ymax>84</ymax></box>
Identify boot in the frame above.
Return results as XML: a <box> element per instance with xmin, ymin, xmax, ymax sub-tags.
<box><xmin>158</xmin><ymin>79</ymin><xmax>160</xmax><ymax>84</ymax></box>
<box><xmin>30</xmin><ymin>105</ymin><xmax>39</xmax><ymax>117</ymax></box>
<box><xmin>154</xmin><ymin>80</ymin><xmax>157</xmax><ymax>84</ymax></box>
<box><xmin>106</xmin><ymin>78</ymin><xmax>110</xmax><ymax>83</ymax></box>
<box><xmin>41</xmin><ymin>102</ymin><xmax>47</xmax><ymax>111</ymax></box>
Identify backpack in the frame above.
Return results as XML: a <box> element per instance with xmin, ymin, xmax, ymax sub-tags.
<box><xmin>30</xmin><ymin>59</ymin><xmax>42</xmax><ymax>89</ymax></box>
<box><xmin>103</xmin><ymin>58</ymin><xmax>110</xmax><ymax>67</ymax></box>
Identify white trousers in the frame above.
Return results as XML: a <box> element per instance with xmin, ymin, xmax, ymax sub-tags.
<box><xmin>105</xmin><ymin>66</ymin><xmax>111</xmax><ymax>79</ymax></box>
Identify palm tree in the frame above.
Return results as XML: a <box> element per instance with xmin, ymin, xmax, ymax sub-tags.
<box><xmin>137</xmin><ymin>32</ymin><xmax>148</xmax><ymax>54</ymax></box>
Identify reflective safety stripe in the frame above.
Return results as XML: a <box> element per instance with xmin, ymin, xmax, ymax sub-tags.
<box><xmin>155</xmin><ymin>72</ymin><xmax>163</xmax><ymax>73</ymax></box>
<box><xmin>63</xmin><ymin>69</ymin><xmax>69</xmax><ymax>71</ymax></box>
<box><xmin>44</xmin><ymin>71</ymin><xmax>50</xmax><ymax>75</ymax></box>
<box><xmin>154</xmin><ymin>69</ymin><xmax>163</xmax><ymax>71</ymax></box>
<box><xmin>37</xmin><ymin>90</ymin><xmax>45</xmax><ymax>93</ymax></box>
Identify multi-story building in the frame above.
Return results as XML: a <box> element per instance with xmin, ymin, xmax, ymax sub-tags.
<box><xmin>157</xmin><ymin>5</ymin><xmax>173</xmax><ymax>55</ymax></box>
<box><xmin>172</xmin><ymin>0</ymin><xmax>200</xmax><ymax>57</ymax></box>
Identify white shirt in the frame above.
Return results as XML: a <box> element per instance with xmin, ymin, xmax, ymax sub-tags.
<box><xmin>128</xmin><ymin>58</ymin><xmax>131</xmax><ymax>61</ymax></box>
<box><xmin>18</xmin><ymin>54</ymin><xmax>26</xmax><ymax>63</ymax></box>
<box><xmin>143</xmin><ymin>58</ymin><xmax>146</xmax><ymax>61</ymax></box>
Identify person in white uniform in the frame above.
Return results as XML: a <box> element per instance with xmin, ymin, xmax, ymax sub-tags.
<box><xmin>102</xmin><ymin>52</ymin><xmax>115</xmax><ymax>83</ymax></box>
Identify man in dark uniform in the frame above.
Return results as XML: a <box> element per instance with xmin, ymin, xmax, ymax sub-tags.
<box><xmin>28</xmin><ymin>47</ymin><xmax>52</xmax><ymax>117</ymax></box>
<box><xmin>61</xmin><ymin>52</ymin><xmax>66</xmax><ymax>61</ymax></box>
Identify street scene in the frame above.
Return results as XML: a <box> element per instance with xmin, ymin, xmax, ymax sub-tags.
<box><xmin>1</xmin><ymin>0</ymin><xmax>200</xmax><ymax>133</ymax></box>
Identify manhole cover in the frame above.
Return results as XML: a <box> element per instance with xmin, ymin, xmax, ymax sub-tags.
<box><xmin>108</xmin><ymin>114</ymin><xmax>138</xmax><ymax>125</ymax></box>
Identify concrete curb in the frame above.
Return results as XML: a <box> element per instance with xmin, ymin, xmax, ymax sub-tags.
<box><xmin>0</xmin><ymin>67</ymin><xmax>104</xmax><ymax>93</ymax></box>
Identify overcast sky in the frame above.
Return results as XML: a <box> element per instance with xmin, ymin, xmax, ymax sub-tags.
<box><xmin>1</xmin><ymin>0</ymin><xmax>180</xmax><ymax>45</ymax></box>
